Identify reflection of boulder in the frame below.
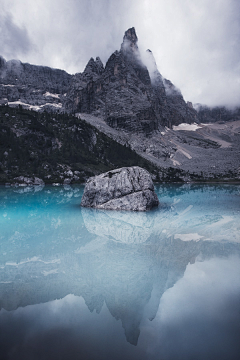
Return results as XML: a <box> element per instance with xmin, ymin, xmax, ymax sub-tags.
<box><xmin>80</xmin><ymin>167</ymin><xmax>159</xmax><ymax>211</ymax></box>
<box><xmin>81</xmin><ymin>207</ymin><xmax>156</xmax><ymax>243</ymax></box>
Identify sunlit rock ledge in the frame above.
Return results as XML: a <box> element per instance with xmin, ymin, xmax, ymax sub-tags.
<box><xmin>80</xmin><ymin>166</ymin><xmax>159</xmax><ymax>211</ymax></box>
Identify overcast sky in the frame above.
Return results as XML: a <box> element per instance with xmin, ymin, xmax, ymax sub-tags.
<box><xmin>1</xmin><ymin>0</ymin><xmax>240</xmax><ymax>107</ymax></box>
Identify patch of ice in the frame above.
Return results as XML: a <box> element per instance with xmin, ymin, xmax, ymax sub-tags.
<box><xmin>173</xmin><ymin>123</ymin><xmax>202</xmax><ymax>131</ymax></box>
<box><xmin>44</xmin><ymin>92</ymin><xmax>60</xmax><ymax>99</ymax></box>
<box><xmin>44</xmin><ymin>102</ymin><xmax>62</xmax><ymax>108</ymax></box>
<box><xmin>8</xmin><ymin>101</ymin><xmax>62</xmax><ymax>111</ymax></box>
<box><xmin>8</xmin><ymin>101</ymin><xmax>41</xmax><ymax>111</ymax></box>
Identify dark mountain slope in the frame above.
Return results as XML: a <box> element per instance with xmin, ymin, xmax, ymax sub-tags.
<box><xmin>0</xmin><ymin>105</ymin><xmax>160</xmax><ymax>184</ymax></box>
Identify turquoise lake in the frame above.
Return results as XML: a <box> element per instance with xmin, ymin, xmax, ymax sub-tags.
<box><xmin>0</xmin><ymin>184</ymin><xmax>240</xmax><ymax>360</ymax></box>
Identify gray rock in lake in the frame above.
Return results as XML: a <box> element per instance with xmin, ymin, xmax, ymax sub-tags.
<box><xmin>80</xmin><ymin>166</ymin><xmax>159</xmax><ymax>211</ymax></box>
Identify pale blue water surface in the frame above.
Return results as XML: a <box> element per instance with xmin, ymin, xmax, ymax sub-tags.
<box><xmin>0</xmin><ymin>184</ymin><xmax>240</xmax><ymax>360</ymax></box>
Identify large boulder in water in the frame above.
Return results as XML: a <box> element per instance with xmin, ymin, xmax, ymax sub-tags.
<box><xmin>80</xmin><ymin>166</ymin><xmax>159</xmax><ymax>211</ymax></box>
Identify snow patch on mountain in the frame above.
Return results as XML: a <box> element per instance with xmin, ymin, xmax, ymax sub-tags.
<box><xmin>8</xmin><ymin>101</ymin><xmax>62</xmax><ymax>111</ymax></box>
<box><xmin>173</xmin><ymin>123</ymin><xmax>202</xmax><ymax>131</ymax></box>
<box><xmin>44</xmin><ymin>92</ymin><xmax>60</xmax><ymax>99</ymax></box>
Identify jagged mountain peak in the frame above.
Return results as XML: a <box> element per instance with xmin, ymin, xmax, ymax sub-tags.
<box><xmin>95</xmin><ymin>56</ymin><xmax>104</xmax><ymax>69</ymax></box>
<box><xmin>123</xmin><ymin>27</ymin><xmax>138</xmax><ymax>45</ymax></box>
<box><xmin>120</xmin><ymin>27</ymin><xmax>140</xmax><ymax>61</ymax></box>
<box><xmin>83</xmin><ymin>57</ymin><xmax>104</xmax><ymax>76</ymax></box>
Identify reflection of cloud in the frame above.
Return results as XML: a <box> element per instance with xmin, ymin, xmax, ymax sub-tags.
<box><xmin>144</xmin><ymin>256</ymin><xmax>240</xmax><ymax>360</ymax></box>
<box><xmin>1</xmin><ymin>257</ymin><xmax>240</xmax><ymax>359</ymax></box>
<box><xmin>0</xmin><ymin>294</ymin><xmax>143</xmax><ymax>360</ymax></box>
<box><xmin>0</xmin><ymin>11</ymin><xmax>33</xmax><ymax>59</ymax></box>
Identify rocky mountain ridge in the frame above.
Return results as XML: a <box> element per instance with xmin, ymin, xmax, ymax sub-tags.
<box><xmin>1</xmin><ymin>27</ymin><xmax>239</xmax><ymax>130</ymax></box>
<box><xmin>0</xmin><ymin>28</ymin><xmax>198</xmax><ymax>133</ymax></box>
<box><xmin>0</xmin><ymin>27</ymin><xmax>240</xmax><ymax>183</ymax></box>
<box><xmin>195</xmin><ymin>103</ymin><xmax>240</xmax><ymax>123</ymax></box>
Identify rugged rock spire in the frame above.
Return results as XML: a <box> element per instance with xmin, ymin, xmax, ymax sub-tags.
<box><xmin>120</xmin><ymin>27</ymin><xmax>139</xmax><ymax>58</ymax></box>
<box><xmin>123</xmin><ymin>27</ymin><xmax>138</xmax><ymax>45</ymax></box>
<box><xmin>82</xmin><ymin>57</ymin><xmax>104</xmax><ymax>81</ymax></box>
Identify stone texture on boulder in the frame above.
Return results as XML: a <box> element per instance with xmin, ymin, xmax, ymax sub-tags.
<box><xmin>80</xmin><ymin>166</ymin><xmax>159</xmax><ymax>211</ymax></box>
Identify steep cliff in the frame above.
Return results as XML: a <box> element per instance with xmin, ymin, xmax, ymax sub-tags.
<box><xmin>69</xmin><ymin>28</ymin><xmax>198</xmax><ymax>133</ymax></box>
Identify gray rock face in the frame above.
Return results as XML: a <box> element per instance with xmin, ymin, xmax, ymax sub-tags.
<box><xmin>80</xmin><ymin>166</ymin><xmax>159</xmax><ymax>211</ymax></box>
<box><xmin>0</xmin><ymin>28</ymin><xmax>198</xmax><ymax>131</ymax></box>
<box><xmin>0</xmin><ymin>56</ymin><xmax>71</xmax><ymax>112</ymax></box>
<box><xmin>70</xmin><ymin>27</ymin><xmax>198</xmax><ymax>133</ymax></box>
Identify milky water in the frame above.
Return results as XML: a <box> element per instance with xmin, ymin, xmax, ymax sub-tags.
<box><xmin>0</xmin><ymin>184</ymin><xmax>240</xmax><ymax>360</ymax></box>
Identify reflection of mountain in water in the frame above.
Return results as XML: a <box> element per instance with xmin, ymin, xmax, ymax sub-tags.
<box><xmin>0</xmin><ymin>185</ymin><xmax>240</xmax><ymax>345</ymax></box>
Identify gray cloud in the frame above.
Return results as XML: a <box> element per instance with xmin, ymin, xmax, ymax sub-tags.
<box><xmin>0</xmin><ymin>11</ymin><xmax>33</xmax><ymax>59</ymax></box>
<box><xmin>1</xmin><ymin>0</ymin><xmax>240</xmax><ymax>107</ymax></box>
<box><xmin>0</xmin><ymin>295</ymin><xmax>143</xmax><ymax>360</ymax></box>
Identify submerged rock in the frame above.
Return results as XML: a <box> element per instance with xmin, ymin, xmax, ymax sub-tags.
<box><xmin>80</xmin><ymin>166</ymin><xmax>159</xmax><ymax>211</ymax></box>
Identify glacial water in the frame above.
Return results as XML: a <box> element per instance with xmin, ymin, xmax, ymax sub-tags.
<box><xmin>0</xmin><ymin>184</ymin><xmax>240</xmax><ymax>360</ymax></box>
